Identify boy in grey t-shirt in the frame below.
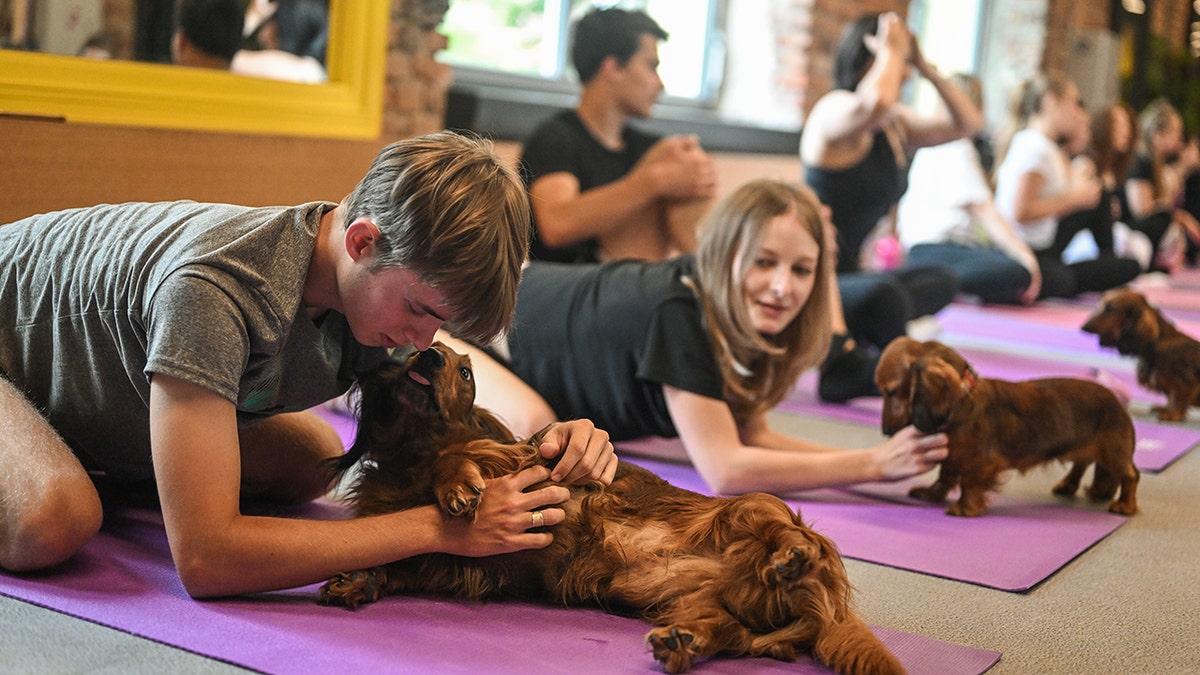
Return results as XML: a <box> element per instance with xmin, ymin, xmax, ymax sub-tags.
<box><xmin>0</xmin><ymin>132</ymin><xmax>617</xmax><ymax>597</ymax></box>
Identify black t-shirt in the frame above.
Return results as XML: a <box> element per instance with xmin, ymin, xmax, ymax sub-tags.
<box><xmin>507</xmin><ymin>256</ymin><xmax>725</xmax><ymax>440</ymax></box>
<box><xmin>518</xmin><ymin>109</ymin><xmax>661</xmax><ymax>263</ymax></box>
<box><xmin>1122</xmin><ymin>153</ymin><xmax>1156</xmax><ymax>222</ymax></box>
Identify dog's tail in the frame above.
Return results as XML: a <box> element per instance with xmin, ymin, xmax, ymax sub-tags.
<box><xmin>813</xmin><ymin>616</ymin><xmax>906</xmax><ymax>675</ymax></box>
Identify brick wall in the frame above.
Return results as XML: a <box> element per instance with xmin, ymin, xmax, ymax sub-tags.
<box><xmin>1042</xmin><ymin>0</ymin><xmax>1111</xmax><ymax>73</ymax></box>
<box><xmin>799</xmin><ymin>0</ymin><xmax>907</xmax><ymax>118</ymax></box>
<box><xmin>382</xmin><ymin>0</ymin><xmax>452</xmax><ymax>140</ymax></box>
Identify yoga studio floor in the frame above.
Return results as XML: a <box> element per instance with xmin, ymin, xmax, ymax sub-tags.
<box><xmin>4</xmin><ymin>272</ymin><xmax>1200</xmax><ymax>674</ymax></box>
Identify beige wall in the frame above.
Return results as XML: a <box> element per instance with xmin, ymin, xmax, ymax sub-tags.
<box><xmin>0</xmin><ymin>116</ymin><xmax>383</xmax><ymax>224</ymax></box>
<box><xmin>1</xmin><ymin>122</ymin><xmax>796</xmax><ymax>225</ymax></box>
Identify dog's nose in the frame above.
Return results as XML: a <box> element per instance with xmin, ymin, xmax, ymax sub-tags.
<box><xmin>417</xmin><ymin>348</ymin><xmax>445</xmax><ymax>370</ymax></box>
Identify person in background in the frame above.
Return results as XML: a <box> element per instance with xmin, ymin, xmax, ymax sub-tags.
<box><xmin>518</xmin><ymin>6</ymin><xmax>718</xmax><ymax>264</ymax></box>
<box><xmin>172</xmin><ymin>0</ymin><xmax>243</xmax><ymax>70</ymax></box>
<box><xmin>992</xmin><ymin>70</ymin><xmax>1142</xmax><ymax>298</ymax></box>
<box><xmin>233</xmin><ymin>0</ymin><xmax>328</xmax><ymax>83</ymax></box>
<box><xmin>897</xmin><ymin>73</ymin><xmax>1042</xmax><ymax>305</ymax></box>
<box><xmin>1124</xmin><ymin>98</ymin><xmax>1200</xmax><ymax>272</ymax></box>
<box><xmin>1058</xmin><ymin>101</ymin><xmax>1155</xmax><ymax>271</ymax></box>
<box><xmin>800</xmin><ymin>11</ymin><xmax>981</xmax><ymax>398</ymax></box>
<box><xmin>441</xmin><ymin>179</ymin><xmax>949</xmax><ymax>497</ymax></box>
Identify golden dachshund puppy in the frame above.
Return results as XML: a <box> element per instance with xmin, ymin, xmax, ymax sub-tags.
<box><xmin>878</xmin><ymin>340</ymin><xmax>1138</xmax><ymax>517</ymax></box>
<box><xmin>1082</xmin><ymin>288</ymin><xmax>1200</xmax><ymax>422</ymax></box>
<box><xmin>875</xmin><ymin>337</ymin><xmax>970</xmax><ymax>436</ymax></box>
<box><xmin>318</xmin><ymin>343</ymin><xmax>903</xmax><ymax>675</ymax></box>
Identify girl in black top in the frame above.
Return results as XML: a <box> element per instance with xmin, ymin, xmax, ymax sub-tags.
<box><xmin>1125</xmin><ymin>98</ymin><xmax>1200</xmax><ymax>271</ymax></box>
<box><xmin>446</xmin><ymin>180</ymin><xmax>948</xmax><ymax>495</ymax></box>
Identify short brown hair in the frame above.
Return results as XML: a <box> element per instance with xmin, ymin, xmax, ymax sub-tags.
<box><xmin>343</xmin><ymin>132</ymin><xmax>530</xmax><ymax>343</ymax></box>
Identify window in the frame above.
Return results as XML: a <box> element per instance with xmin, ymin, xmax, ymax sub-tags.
<box><xmin>439</xmin><ymin>0</ymin><xmax>722</xmax><ymax>104</ymax></box>
<box><xmin>907</xmin><ymin>0</ymin><xmax>984</xmax><ymax>114</ymax></box>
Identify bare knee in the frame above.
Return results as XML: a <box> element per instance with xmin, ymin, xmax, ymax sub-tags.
<box><xmin>1</xmin><ymin>475</ymin><xmax>102</xmax><ymax>572</ymax></box>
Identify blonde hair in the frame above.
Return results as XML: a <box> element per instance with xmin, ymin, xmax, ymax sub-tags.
<box><xmin>343</xmin><ymin>132</ymin><xmax>530</xmax><ymax>344</ymax></box>
<box><xmin>994</xmin><ymin>70</ymin><xmax>1076</xmax><ymax>175</ymax></box>
<box><xmin>1137</xmin><ymin>98</ymin><xmax>1182</xmax><ymax>199</ymax></box>
<box><xmin>691</xmin><ymin>179</ymin><xmax>832</xmax><ymax>422</ymax></box>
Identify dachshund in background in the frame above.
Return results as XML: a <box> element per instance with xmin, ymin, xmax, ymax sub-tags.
<box><xmin>1083</xmin><ymin>288</ymin><xmax>1200</xmax><ymax>422</ymax></box>
<box><xmin>318</xmin><ymin>342</ymin><xmax>902</xmax><ymax>675</ymax></box>
<box><xmin>875</xmin><ymin>338</ymin><xmax>1139</xmax><ymax>517</ymax></box>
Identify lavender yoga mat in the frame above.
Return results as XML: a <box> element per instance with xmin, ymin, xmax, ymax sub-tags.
<box><xmin>0</xmin><ymin>497</ymin><xmax>1001</xmax><ymax>674</ymax></box>
<box><xmin>620</xmin><ymin>453</ymin><xmax>1127</xmax><ymax>593</ymax></box>
<box><xmin>777</xmin><ymin>381</ymin><xmax>1197</xmax><ymax>473</ymax></box>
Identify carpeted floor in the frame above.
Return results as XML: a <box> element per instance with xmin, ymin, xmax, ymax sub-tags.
<box><xmin>2</xmin><ymin>277</ymin><xmax>1199</xmax><ymax>673</ymax></box>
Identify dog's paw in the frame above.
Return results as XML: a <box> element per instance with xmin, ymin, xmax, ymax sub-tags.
<box><xmin>1051</xmin><ymin>478</ymin><xmax>1080</xmax><ymax>497</ymax></box>
<box><xmin>317</xmin><ymin>569</ymin><xmax>383</xmax><ymax>609</ymax></box>
<box><xmin>1151</xmin><ymin>403</ymin><xmax>1188</xmax><ymax>422</ymax></box>
<box><xmin>945</xmin><ymin>501</ymin><xmax>985</xmax><ymax>517</ymax></box>
<box><xmin>767</xmin><ymin>545</ymin><xmax>814</xmax><ymax>586</ymax></box>
<box><xmin>438</xmin><ymin>482</ymin><xmax>484</xmax><ymax>518</ymax></box>
<box><xmin>647</xmin><ymin>626</ymin><xmax>699</xmax><ymax>673</ymax></box>
<box><xmin>1108</xmin><ymin>499</ymin><xmax>1139</xmax><ymax>516</ymax></box>
<box><xmin>908</xmin><ymin>485</ymin><xmax>945</xmax><ymax>503</ymax></box>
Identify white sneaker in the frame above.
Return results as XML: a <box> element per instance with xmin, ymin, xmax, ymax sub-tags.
<box><xmin>906</xmin><ymin>315</ymin><xmax>944</xmax><ymax>342</ymax></box>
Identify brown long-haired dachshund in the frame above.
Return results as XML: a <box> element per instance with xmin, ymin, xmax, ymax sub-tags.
<box><xmin>875</xmin><ymin>338</ymin><xmax>1139</xmax><ymax>517</ymax></box>
<box><xmin>318</xmin><ymin>342</ymin><xmax>902</xmax><ymax>675</ymax></box>
<box><xmin>1083</xmin><ymin>288</ymin><xmax>1200</xmax><ymax>422</ymax></box>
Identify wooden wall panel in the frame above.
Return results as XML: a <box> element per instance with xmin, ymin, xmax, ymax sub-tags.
<box><xmin>1</xmin><ymin>115</ymin><xmax>384</xmax><ymax>223</ymax></box>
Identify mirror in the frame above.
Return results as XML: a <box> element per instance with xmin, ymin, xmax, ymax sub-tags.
<box><xmin>0</xmin><ymin>0</ymin><xmax>387</xmax><ymax>139</ymax></box>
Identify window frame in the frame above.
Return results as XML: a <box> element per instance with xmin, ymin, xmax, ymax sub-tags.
<box><xmin>443</xmin><ymin>1</ymin><xmax>796</xmax><ymax>154</ymax></box>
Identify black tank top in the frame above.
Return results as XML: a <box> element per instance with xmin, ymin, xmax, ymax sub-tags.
<box><xmin>805</xmin><ymin>129</ymin><xmax>909</xmax><ymax>273</ymax></box>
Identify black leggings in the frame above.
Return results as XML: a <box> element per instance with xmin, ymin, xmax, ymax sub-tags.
<box><xmin>1034</xmin><ymin>251</ymin><xmax>1141</xmax><ymax>299</ymax></box>
<box><xmin>1037</xmin><ymin>205</ymin><xmax>1142</xmax><ymax>298</ymax></box>
<box><xmin>838</xmin><ymin>265</ymin><xmax>959</xmax><ymax>349</ymax></box>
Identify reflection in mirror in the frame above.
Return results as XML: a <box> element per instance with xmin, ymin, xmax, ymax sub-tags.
<box><xmin>1</xmin><ymin>0</ymin><xmax>328</xmax><ymax>84</ymax></box>
<box><xmin>0</xmin><ymin>0</ymin><xmax>386</xmax><ymax>139</ymax></box>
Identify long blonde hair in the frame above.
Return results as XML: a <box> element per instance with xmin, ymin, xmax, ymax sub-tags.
<box><xmin>691</xmin><ymin>180</ymin><xmax>832</xmax><ymax>422</ymax></box>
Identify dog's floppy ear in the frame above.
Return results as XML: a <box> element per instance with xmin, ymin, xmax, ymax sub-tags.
<box><xmin>909</xmin><ymin>356</ymin><xmax>964</xmax><ymax>433</ymax></box>
<box><xmin>1116</xmin><ymin>301</ymin><xmax>1159</xmax><ymax>355</ymax></box>
<box><xmin>876</xmin><ymin>337</ymin><xmax>923</xmax><ymax>435</ymax></box>
<box><xmin>327</xmin><ymin>352</ymin><xmax>412</xmax><ymax>474</ymax></box>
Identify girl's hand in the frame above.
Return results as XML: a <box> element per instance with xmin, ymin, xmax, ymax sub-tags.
<box><xmin>868</xmin><ymin>12</ymin><xmax>911</xmax><ymax>61</ymax></box>
<box><xmin>872</xmin><ymin>426</ymin><xmax>948</xmax><ymax>481</ymax></box>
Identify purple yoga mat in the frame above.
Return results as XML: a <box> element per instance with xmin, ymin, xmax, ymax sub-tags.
<box><xmin>314</xmin><ymin>407</ymin><xmax>1126</xmax><ymax>594</ymax></box>
<box><xmin>620</xmin><ymin>454</ymin><xmax>1127</xmax><ymax>593</ymax></box>
<box><xmin>777</xmin><ymin>382</ymin><xmax>1197</xmax><ymax>473</ymax></box>
<box><xmin>0</xmin><ymin>504</ymin><xmax>1001</xmax><ymax>674</ymax></box>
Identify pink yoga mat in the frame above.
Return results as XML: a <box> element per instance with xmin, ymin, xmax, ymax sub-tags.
<box><xmin>619</xmin><ymin>453</ymin><xmax>1127</xmax><ymax>593</ymax></box>
<box><xmin>0</xmin><ymin>504</ymin><xmax>1001</xmax><ymax>674</ymax></box>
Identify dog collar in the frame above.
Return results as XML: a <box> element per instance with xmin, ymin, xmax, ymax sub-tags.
<box><xmin>960</xmin><ymin>365</ymin><xmax>979</xmax><ymax>394</ymax></box>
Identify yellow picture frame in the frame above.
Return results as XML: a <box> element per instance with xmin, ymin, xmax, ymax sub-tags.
<box><xmin>0</xmin><ymin>0</ymin><xmax>388</xmax><ymax>139</ymax></box>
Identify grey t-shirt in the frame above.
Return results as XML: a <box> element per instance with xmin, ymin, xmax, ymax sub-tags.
<box><xmin>0</xmin><ymin>200</ymin><xmax>386</xmax><ymax>480</ymax></box>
